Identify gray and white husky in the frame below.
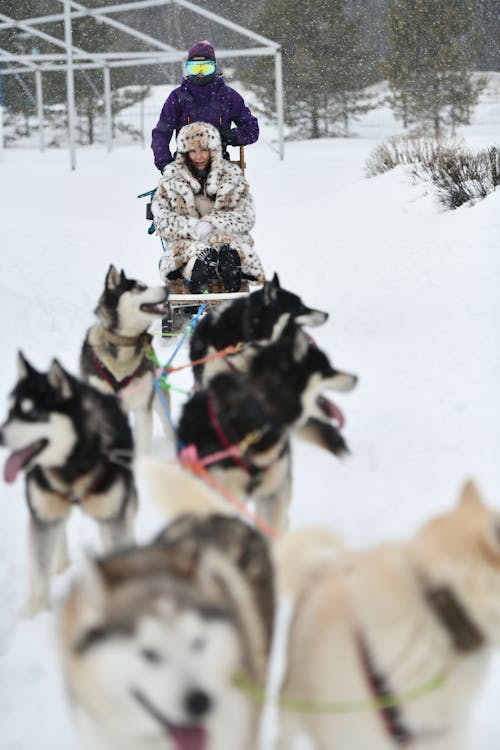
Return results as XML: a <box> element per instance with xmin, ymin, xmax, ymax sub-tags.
<box><xmin>58</xmin><ymin>463</ymin><xmax>274</xmax><ymax>750</ymax></box>
<box><xmin>80</xmin><ymin>265</ymin><xmax>171</xmax><ymax>455</ymax></box>
<box><xmin>0</xmin><ymin>353</ymin><xmax>137</xmax><ymax>615</ymax></box>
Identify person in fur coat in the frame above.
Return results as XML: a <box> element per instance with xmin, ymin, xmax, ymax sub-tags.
<box><xmin>151</xmin><ymin>121</ymin><xmax>264</xmax><ymax>294</ymax></box>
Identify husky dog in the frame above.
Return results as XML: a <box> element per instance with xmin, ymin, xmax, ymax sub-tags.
<box><xmin>80</xmin><ymin>265</ymin><xmax>171</xmax><ymax>455</ymax></box>
<box><xmin>58</xmin><ymin>460</ymin><xmax>274</xmax><ymax>750</ymax></box>
<box><xmin>0</xmin><ymin>353</ymin><xmax>137</xmax><ymax>615</ymax></box>
<box><xmin>276</xmin><ymin>481</ymin><xmax>500</xmax><ymax>750</ymax></box>
<box><xmin>178</xmin><ymin>324</ymin><xmax>357</xmax><ymax>531</ymax></box>
<box><xmin>189</xmin><ymin>273</ymin><xmax>329</xmax><ymax>386</ymax></box>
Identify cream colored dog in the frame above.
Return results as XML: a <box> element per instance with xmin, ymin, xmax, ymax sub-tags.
<box><xmin>275</xmin><ymin>481</ymin><xmax>500</xmax><ymax>750</ymax></box>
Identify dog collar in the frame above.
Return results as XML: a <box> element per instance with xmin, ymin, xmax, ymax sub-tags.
<box><xmin>102</xmin><ymin>329</ymin><xmax>152</xmax><ymax>348</ymax></box>
<box><xmin>356</xmin><ymin>632</ymin><xmax>414</xmax><ymax>746</ymax></box>
<box><xmin>425</xmin><ymin>584</ymin><xmax>484</xmax><ymax>653</ymax></box>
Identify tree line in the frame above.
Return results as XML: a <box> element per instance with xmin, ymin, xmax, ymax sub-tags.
<box><xmin>1</xmin><ymin>0</ymin><xmax>496</xmax><ymax>142</ymax></box>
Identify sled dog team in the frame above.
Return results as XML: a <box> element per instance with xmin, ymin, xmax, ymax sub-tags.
<box><xmin>1</xmin><ymin>265</ymin><xmax>499</xmax><ymax>750</ymax></box>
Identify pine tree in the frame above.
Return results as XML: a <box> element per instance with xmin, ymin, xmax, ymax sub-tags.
<box><xmin>382</xmin><ymin>0</ymin><xmax>484</xmax><ymax>135</ymax></box>
<box><xmin>244</xmin><ymin>0</ymin><xmax>374</xmax><ymax>139</ymax></box>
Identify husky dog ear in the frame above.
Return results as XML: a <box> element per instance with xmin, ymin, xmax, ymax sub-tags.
<box><xmin>48</xmin><ymin>359</ymin><xmax>74</xmax><ymax>399</ymax></box>
<box><xmin>263</xmin><ymin>273</ymin><xmax>280</xmax><ymax>305</ymax></box>
<box><xmin>17</xmin><ymin>351</ymin><xmax>38</xmax><ymax>379</ymax></box>
<box><xmin>459</xmin><ymin>480</ymin><xmax>484</xmax><ymax>508</ymax></box>
<box><xmin>105</xmin><ymin>264</ymin><xmax>121</xmax><ymax>290</ymax></box>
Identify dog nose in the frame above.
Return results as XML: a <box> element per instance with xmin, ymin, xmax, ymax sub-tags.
<box><xmin>184</xmin><ymin>688</ymin><xmax>212</xmax><ymax>718</ymax></box>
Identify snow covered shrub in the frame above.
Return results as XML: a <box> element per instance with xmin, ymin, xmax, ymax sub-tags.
<box><xmin>418</xmin><ymin>145</ymin><xmax>500</xmax><ymax>209</ymax></box>
<box><xmin>365</xmin><ymin>131</ymin><xmax>463</xmax><ymax>177</ymax></box>
<box><xmin>366</xmin><ymin>134</ymin><xmax>500</xmax><ymax>209</ymax></box>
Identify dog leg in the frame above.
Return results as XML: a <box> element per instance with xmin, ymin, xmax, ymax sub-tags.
<box><xmin>98</xmin><ymin>496</ymin><xmax>136</xmax><ymax>552</ymax></box>
<box><xmin>26</xmin><ymin>518</ymin><xmax>62</xmax><ymax>615</ymax></box>
<box><xmin>133</xmin><ymin>406</ymin><xmax>153</xmax><ymax>456</ymax></box>
<box><xmin>254</xmin><ymin>476</ymin><xmax>292</xmax><ymax>534</ymax></box>
<box><xmin>52</xmin><ymin>521</ymin><xmax>70</xmax><ymax>575</ymax></box>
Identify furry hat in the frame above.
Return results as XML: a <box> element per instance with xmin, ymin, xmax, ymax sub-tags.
<box><xmin>176</xmin><ymin>122</ymin><xmax>222</xmax><ymax>155</ymax></box>
<box><xmin>187</xmin><ymin>40</ymin><xmax>216</xmax><ymax>61</ymax></box>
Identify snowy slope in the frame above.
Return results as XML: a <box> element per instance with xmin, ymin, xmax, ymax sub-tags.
<box><xmin>0</xmin><ymin>109</ymin><xmax>499</xmax><ymax>748</ymax></box>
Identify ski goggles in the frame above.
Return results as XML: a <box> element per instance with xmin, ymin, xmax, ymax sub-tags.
<box><xmin>185</xmin><ymin>59</ymin><xmax>216</xmax><ymax>76</ymax></box>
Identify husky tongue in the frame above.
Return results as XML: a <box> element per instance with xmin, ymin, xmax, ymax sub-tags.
<box><xmin>167</xmin><ymin>725</ymin><xmax>207</xmax><ymax>750</ymax></box>
<box><xmin>4</xmin><ymin>442</ymin><xmax>43</xmax><ymax>484</ymax></box>
<box><xmin>319</xmin><ymin>396</ymin><xmax>345</xmax><ymax>430</ymax></box>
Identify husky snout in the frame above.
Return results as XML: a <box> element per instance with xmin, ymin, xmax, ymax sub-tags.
<box><xmin>184</xmin><ymin>687</ymin><xmax>212</xmax><ymax>719</ymax></box>
<box><xmin>326</xmin><ymin>368</ymin><xmax>358</xmax><ymax>392</ymax></box>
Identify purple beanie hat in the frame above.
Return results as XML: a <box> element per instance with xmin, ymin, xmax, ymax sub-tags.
<box><xmin>187</xmin><ymin>40</ymin><xmax>216</xmax><ymax>61</ymax></box>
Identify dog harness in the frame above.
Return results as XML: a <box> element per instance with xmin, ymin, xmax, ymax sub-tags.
<box><xmin>91</xmin><ymin>330</ymin><xmax>153</xmax><ymax>393</ymax></box>
<box><xmin>356</xmin><ymin>633</ymin><xmax>414</xmax><ymax>746</ymax></box>
<box><xmin>356</xmin><ymin>582</ymin><xmax>484</xmax><ymax>746</ymax></box>
<box><xmin>39</xmin><ymin>461</ymin><xmax>114</xmax><ymax>505</ymax></box>
<box><xmin>91</xmin><ymin>350</ymin><xmax>146</xmax><ymax>394</ymax></box>
<box><xmin>207</xmin><ymin>390</ymin><xmax>254</xmax><ymax>474</ymax></box>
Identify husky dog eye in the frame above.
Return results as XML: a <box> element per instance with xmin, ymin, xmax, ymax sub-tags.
<box><xmin>140</xmin><ymin>647</ymin><xmax>163</xmax><ymax>664</ymax></box>
<box><xmin>132</xmin><ymin>283</ymin><xmax>147</xmax><ymax>293</ymax></box>
<box><xmin>21</xmin><ymin>398</ymin><xmax>35</xmax><ymax>413</ymax></box>
<box><xmin>191</xmin><ymin>637</ymin><xmax>206</xmax><ymax>652</ymax></box>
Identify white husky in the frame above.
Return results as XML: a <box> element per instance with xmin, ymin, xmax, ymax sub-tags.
<box><xmin>58</xmin><ymin>459</ymin><xmax>274</xmax><ymax>750</ymax></box>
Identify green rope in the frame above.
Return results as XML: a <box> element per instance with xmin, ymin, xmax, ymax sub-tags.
<box><xmin>232</xmin><ymin>670</ymin><xmax>448</xmax><ymax>715</ymax></box>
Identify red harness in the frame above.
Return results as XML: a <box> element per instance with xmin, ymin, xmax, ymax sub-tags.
<box><xmin>207</xmin><ymin>391</ymin><xmax>252</xmax><ymax>474</ymax></box>
<box><xmin>47</xmin><ymin>462</ymin><xmax>112</xmax><ymax>504</ymax></box>
<box><xmin>91</xmin><ymin>350</ymin><xmax>145</xmax><ymax>393</ymax></box>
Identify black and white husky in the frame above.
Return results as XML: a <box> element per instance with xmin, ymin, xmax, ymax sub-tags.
<box><xmin>178</xmin><ymin>324</ymin><xmax>357</xmax><ymax>531</ymax></box>
<box><xmin>0</xmin><ymin>353</ymin><xmax>137</xmax><ymax>615</ymax></box>
<box><xmin>80</xmin><ymin>265</ymin><xmax>171</xmax><ymax>455</ymax></box>
<box><xmin>58</xmin><ymin>467</ymin><xmax>274</xmax><ymax>750</ymax></box>
<box><xmin>189</xmin><ymin>273</ymin><xmax>329</xmax><ymax>385</ymax></box>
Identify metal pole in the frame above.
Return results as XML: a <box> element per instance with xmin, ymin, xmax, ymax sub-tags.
<box><xmin>63</xmin><ymin>0</ymin><xmax>76</xmax><ymax>170</ymax></box>
<box><xmin>274</xmin><ymin>49</ymin><xmax>284</xmax><ymax>160</ymax></box>
<box><xmin>0</xmin><ymin>55</ymin><xmax>4</xmax><ymax>161</ymax></box>
<box><xmin>103</xmin><ymin>64</ymin><xmax>112</xmax><ymax>152</ymax></box>
<box><xmin>140</xmin><ymin>95</ymin><xmax>144</xmax><ymax>148</ymax></box>
<box><xmin>35</xmin><ymin>68</ymin><xmax>44</xmax><ymax>152</ymax></box>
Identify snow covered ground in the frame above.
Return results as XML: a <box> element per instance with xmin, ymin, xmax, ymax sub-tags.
<box><xmin>0</xmin><ymin>95</ymin><xmax>499</xmax><ymax>749</ymax></box>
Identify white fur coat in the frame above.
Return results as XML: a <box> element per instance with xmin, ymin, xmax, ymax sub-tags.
<box><xmin>152</xmin><ymin>154</ymin><xmax>264</xmax><ymax>282</ymax></box>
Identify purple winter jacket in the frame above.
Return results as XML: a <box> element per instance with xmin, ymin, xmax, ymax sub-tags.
<box><xmin>151</xmin><ymin>75</ymin><xmax>259</xmax><ymax>171</ymax></box>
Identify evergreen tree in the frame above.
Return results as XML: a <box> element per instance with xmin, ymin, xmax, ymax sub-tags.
<box><xmin>382</xmin><ymin>0</ymin><xmax>484</xmax><ymax>135</ymax></box>
<box><xmin>244</xmin><ymin>0</ymin><xmax>374</xmax><ymax>139</ymax></box>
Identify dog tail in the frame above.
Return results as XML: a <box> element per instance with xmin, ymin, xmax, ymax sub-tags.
<box><xmin>135</xmin><ymin>457</ymin><xmax>236</xmax><ymax>521</ymax></box>
<box><xmin>275</xmin><ymin>527</ymin><xmax>345</xmax><ymax>600</ymax></box>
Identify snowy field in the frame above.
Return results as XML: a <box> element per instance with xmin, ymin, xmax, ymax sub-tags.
<box><xmin>1</xmin><ymin>90</ymin><xmax>500</xmax><ymax>748</ymax></box>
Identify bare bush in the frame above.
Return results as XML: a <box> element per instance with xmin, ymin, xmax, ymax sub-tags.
<box><xmin>366</xmin><ymin>134</ymin><xmax>500</xmax><ymax>209</ymax></box>
<box><xmin>365</xmin><ymin>131</ymin><xmax>464</xmax><ymax>177</ymax></box>
<box><xmin>419</xmin><ymin>146</ymin><xmax>500</xmax><ymax>209</ymax></box>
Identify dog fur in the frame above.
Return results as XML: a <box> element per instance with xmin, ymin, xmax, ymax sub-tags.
<box><xmin>189</xmin><ymin>273</ymin><xmax>329</xmax><ymax>386</ymax></box>
<box><xmin>58</xmin><ymin>458</ymin><xmax>274</xmax><ymax>750</ymax></box>
<box><xmin>80</xmin><ymin>264</ymin><xmax>171</xmax><ymax>455</ymax></box>
<box><xmin>178</xmin><ymin>324</ymin><xmax>357</xmax><ymax>531</ymax></box>
<box><xmin>275</xmin><ymin>481</ymin><xmax>500</xmax><ymax>749</ymax></box>
<box><xmin>0</xmin><ymin>353</ymin><xmax>137</xmax><ymax>615</ymax></box>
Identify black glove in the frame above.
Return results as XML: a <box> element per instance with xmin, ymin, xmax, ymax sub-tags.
<box><xmin>220</xmin><ymin>128</ymin><xmax>236</xmax><ymax>150</ymax></box>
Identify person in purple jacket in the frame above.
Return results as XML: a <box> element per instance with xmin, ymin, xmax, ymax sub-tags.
<box><xmin>151</xmin><ymin>40</ymin><xmax>259</xmax><ymax>172</ymax></box>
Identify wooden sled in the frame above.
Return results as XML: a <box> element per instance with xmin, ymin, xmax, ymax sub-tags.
<box><xmin>158</xmin><ymin>278</ymin><xmax>254</xmax><ymax>339</ymax></box>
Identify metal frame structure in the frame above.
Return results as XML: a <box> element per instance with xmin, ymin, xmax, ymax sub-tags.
<box><xmin>0</xmin><ymin>0</ymin><xmax>284</xmax><ymax>169</ymax></box>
